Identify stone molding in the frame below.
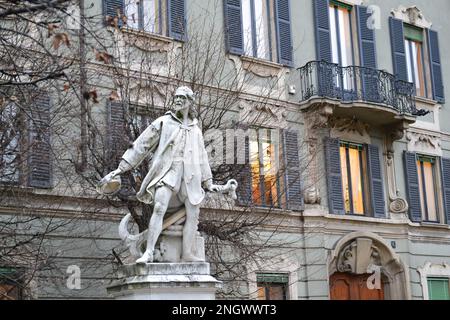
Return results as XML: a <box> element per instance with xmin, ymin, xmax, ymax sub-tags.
<box><xmin>391</xmin><ymin>5</ymin><xmax>432</xmax><ymax>29</ymax></box>
<box><xmin>406</xmin><ymin>130</ymin><xmax>442</xmax><ymax>156</ymax></box>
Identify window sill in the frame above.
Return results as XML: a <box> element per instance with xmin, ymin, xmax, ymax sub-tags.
<box><xmin>414</xmin><ymin>96</ymin><xmax>439</xmax><ymax>107</ymax></box>
<box><xmin>238</xmin><ymin>55</ymin><xmax>285</xmax><ymax>78</ymax></box>
<box><xmin>118</xmin><ymin>27</ymin><xmax>177</xmax><ymax>52</ymax></box>
<box><xmin>420</xmin><ymin>221</ymin><xmax>449</xmax><ymax>229</ymax></box>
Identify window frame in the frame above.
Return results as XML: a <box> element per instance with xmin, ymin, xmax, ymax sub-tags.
<box><xmin>249</xmin><ymin>127</ymin><xmax>281</xmax><ymax>208</ymax></box>
<box><xmin>256</xmin><ymin>272</ymin><xmax>289</xmax><ymax>300</ymax></box>
<box><xmin>242</xmin><ymin>0</ymin><xmax>274</xmax><ymax>61</ymax></box>
<box><xmin>329</xmin><ymin>0</ymin><xmax>356</xmax><ymax>68</ymax></box>
<box><xmin>427</xmin><ymin>277</ymin><xmax>450</xmax><ymax>300</ymax></box>
<box><xmin>404</xmin><ymin>24</ymin><xmax>429</xmax><ymax>98</ymax></box>
<box><xmin>124</xmin><ymin>0</ymin><xmax>166</xmax><ymax>36</ymax></box>
<box><xmin>339</xmin><ymin>141</ymin><xmax>368</xmax><ymax>216</ymax></box>
<box><xmin>416</xmin><ymin>154</ymin><xmax>441</xmax><ymax>223</ymax></box>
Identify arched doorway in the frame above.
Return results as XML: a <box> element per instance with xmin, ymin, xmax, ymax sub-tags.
<box><xmin>328</xmin><ymin>232</ymin><xmax>410</xmax><ymax>300</ymax></box>
<box><xmin>330</xmin><ymin>272</ymin><xmax>385</xmax><ymax>300</ymax></box>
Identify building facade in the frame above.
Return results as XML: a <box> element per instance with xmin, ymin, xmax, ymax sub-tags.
<box><xmin>1</xmin><ymin>0</ymin><xmax>450</xmax><ymax>300</ymax></box>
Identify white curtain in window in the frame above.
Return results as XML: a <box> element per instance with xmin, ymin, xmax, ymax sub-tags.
<box><xmin>242</xmin><ymin>0</ymin><xmax>254</xmax><ymax>57</ymax></box>
<box><xmin>254</xmin><ymin>0</ymin><xmax>270</xmax><ymax>60</ymax></box>
<box><xmin>125</xmin><ymin>0</ymin><xmax>139</xmax><ymax>29</ymax></box>
<box><xmin>142</xmin><ymin>0</ymin><xmax>158</xmax><ymax>33</ymax></box>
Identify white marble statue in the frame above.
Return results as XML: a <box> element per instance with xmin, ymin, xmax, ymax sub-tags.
<box><xmin>98</xmin><ymin>86</ymin><xmax>236</xmax><ymax>264</ymax></box>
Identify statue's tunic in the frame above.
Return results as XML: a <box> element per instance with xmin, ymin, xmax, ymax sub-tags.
<box><xmin>119</xmin><ymin>112</ymin><xmax>212</xmax><ymax>206</ymax></box>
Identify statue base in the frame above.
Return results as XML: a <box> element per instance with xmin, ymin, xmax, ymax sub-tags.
<box><xmin>107</xmin><ymin>262</ymin><xmax>221</xmax><ymax>300</ymax></box>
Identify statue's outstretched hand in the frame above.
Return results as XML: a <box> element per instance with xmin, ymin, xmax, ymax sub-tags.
<box><xmin>97</xmin><ymin>168</ymin><xmax>123</xmax><ymax>195</ymax></box>
<box><xmin>204</xmin><ymin>179</ymin><xmax>219</xmax><ymax>193</ymax></box>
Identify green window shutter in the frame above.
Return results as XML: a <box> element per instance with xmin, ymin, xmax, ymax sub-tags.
<box><xmin>404</xmin><ymin>24</ymin><xmax>423</xmax><ymax>42</ymax></box>
<box><xmin>428</xmin><ymin>278</ymin><xmax>450</xmax><ymax>300</ymax></box>
<box><xmin>257</xmin><ymin>273</ymin><xmax>288</xmax><ymax>284</ymax></box>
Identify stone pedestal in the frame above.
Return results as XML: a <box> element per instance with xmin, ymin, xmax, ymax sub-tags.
<box><xmin>107</xmin><ymin>262</ymin><xmax>221</xmax><ymax>300</ymax></box>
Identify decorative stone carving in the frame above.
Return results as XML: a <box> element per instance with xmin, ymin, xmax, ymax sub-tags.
<box><xmin>406</xmin><ymin>131</ymin><xmax>442</xmax><ymax>156</ymax></box>
<box><xmin>330</xmin><ymin>116</ymin><xmax>371</xmax><ymax>144</ymax></box>
<box><xmin>385</xmin><ymin>150</ymin><xmax>409</xmax><ymax>217</ymax></box>
<box><xmin>239</xmin><ymin>99</ymin><xmax>286</xmax><ymax>128</ymax></box>
<box><xmin>336</xmin><ymin>238</ymin><xmax>382</xmax><ymax>274</ymax></box>
<box><xmin>240</xmin><ymin>56</ymin><xmax>284</xmax><ymax>78</ymax></box>
<box><xmin>391</xmin><ymin>6</ymin><xmax>432</xmax><ymax>29</ymax></box>
<box><xmin>121</xmin><ymin>29</ymin><xmax>173</xmax><ymax>52</ymax></box>
<box><xmin>304</xmin><ymin>187</ymin><xmax>321</xmax><ymax>205</ymax></box>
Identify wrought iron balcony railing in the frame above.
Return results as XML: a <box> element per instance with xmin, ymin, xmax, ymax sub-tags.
<box><xmin>298</xmin><ymin>61</ymin><xmax>421</xmax><ymax>116</ymax></box>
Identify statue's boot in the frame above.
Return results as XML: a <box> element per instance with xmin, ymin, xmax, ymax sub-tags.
<box><xmin>136</xmin><ymin>250</ymin><xmax>154</xmax><ymax>264</ymax></box>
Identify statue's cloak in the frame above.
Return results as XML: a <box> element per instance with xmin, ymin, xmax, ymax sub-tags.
<box><xmin>120</xmin><ymin>112</ymin><xmax>212</xmax><ymax>206</ymax></box>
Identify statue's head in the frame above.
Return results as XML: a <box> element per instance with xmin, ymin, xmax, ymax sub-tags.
<box><xmin>173</xmin><ymin>86</ymin><xmax>197</xmax><ymax>118</ymax></box>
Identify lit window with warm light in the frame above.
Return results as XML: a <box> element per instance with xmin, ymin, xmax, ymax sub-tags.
<box><xmin>340</xmin><ymin>142</ymin><xmax>366</xmax><ymax>215</ymax></box>
<box><xmin>250</xmin><ymin>128</ymin><xmax>280</xmax><ymax>208</ymax></box>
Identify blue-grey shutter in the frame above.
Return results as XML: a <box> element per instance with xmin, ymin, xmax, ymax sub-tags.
<box><xmin>389</xmin><ymin>17</ymin><xmax>408</xmax><ymax>82</ymax></box>
<box><xmin>275</xmin><ymin>0</ymin><xmax>293</xmax><ymax>66</ymax></box>
<box><xmin>356</xmin><ymin>6</ymin><xmax>380</xmax><ymax>102</ymax></box>
<box><xmin>427</xmin><ymin>30</ymin><xmax>445</xmax><ymax>103</ymax></box>
<box><xmin>103</xmin><ymin>0</ymin><xmax>124</xmax><ymax>18</ymax></box>
<box><xmin>107</xmin><ymin>101</ymin><xmax>129</xmax><ymax>170</ymax></box>
<box><xmin>224</xmin><ymin>0</ymin><xmax>244</xmax><ymax>55</ymax></box>
<box><xmin>324</xmin><ymin>138</ymin><xmax>345</xmax><ymax>215</ymax></box>
<box><xmin>235</xmin><ymin>126</ymin><xmax>252</xmax><ymax>206</ymax></box>
<box><xmin>356</xmin><ymin>6</ymin><xmax>377</xmax><ymax>69</ymax></box>
<box><xmin>440</xmin><ymin>158</ymin><xmax>450</xmax><ymax>225</ymax></box>
<box><xmin>404</xmin><ymin>151</ymin><xmax>422</xmax><ymax>222</ymax></box>
<box><xmin>107</xmin><ymin>101</ymin><xmax>134</xmax><ymax>192</ymax></box>
<box><xmin>314</xmin><ymin>0</ymin><xmax>331</xmax><ymax>62</ymax></box>
<box><xmin>28</xmin><ymin>95</ymin><xmax>52</xmax><ymax>189</ymax></box>
<box><xmin>168</xmin><ymin>0</ymin><xmax>186</xmax><ymax>41</ymax></box>
<box><xmin>366</xmin><ymin>144</ymin><xmax>386</xmax><ymax>218</ymax></box>
<box><xmin>282</xmin><ymin>130</ymin><xmax>303</xmax><ymax>211</ymax></box>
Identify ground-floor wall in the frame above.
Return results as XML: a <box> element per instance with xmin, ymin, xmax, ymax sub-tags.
<box><xmin>298</xmin><ymin>213</ymin><xmax>450</xmax><ymax>300</ymax></box>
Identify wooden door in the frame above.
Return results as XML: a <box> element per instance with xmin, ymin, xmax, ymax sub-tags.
<box><xmin>330</xmin><ymin>273</ymin><xmax>384</xmax><ymax>300</ymax></box>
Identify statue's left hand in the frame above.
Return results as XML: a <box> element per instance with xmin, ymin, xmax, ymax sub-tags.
<box><xmin>204</xmin><ymin>179</ymin><xmax>220</xmax><ymax>193</ymax></box>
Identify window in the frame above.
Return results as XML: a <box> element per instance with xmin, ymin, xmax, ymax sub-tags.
<box><xmin>125</xmin><ymin>0</ymin><xmax>166</xmax><ymax>34</ymax></box>
<box><xmin>242</xmin><ymin>0</ymin><xmax>272</xmax><ymax>60</ymax></box>
<box><xmin>340</xmin><ymin>142</ymin><xmax>366</xmax><ymax>215</ymax></box>
<box><xmin>329</xmin><ymin>1</ymin><xmax>354</xmax><ymax>68</ymax></box>
<box><xmin>250</xmin><ymin>128</ymin><xmax>280</xmax><ymax>207</ymax></box>
<box><xmin>417</xmin><ymin>155</ymin><xmax>439</xmax><ymax>222</ymax></box>
<box><xmin>0</xmin><ymin>103</ymin><xmax>20</xmax><ymax>184</ymax></box>
<box><xmin>427</xmin><ymin>278</ymin><xmax>450</xmax><ymax>300</ymax></box>
<box><xmin>404</xmin><ymin>24</ymin><xmax>427</xmax><ymax>98</ymax></box>
<box><xmin>329</xmin><ymin>1</ymin><xmax>355</xmax><ymax>91</ymax></box>
<box><xmin>256</xmin><ymin>273</ymin><xmax>288</xmax><ymax>300</ymax></box>
<box><xmin>0</xmin><ymin>268</ymin><xmax>22</xmax><ymax>300</ymax></box>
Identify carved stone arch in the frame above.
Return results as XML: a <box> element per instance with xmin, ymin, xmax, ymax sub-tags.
<box><xmin>328</xmin><ymin>231</ymin><xmax>411</xmax><ymax>300</ymax></box>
